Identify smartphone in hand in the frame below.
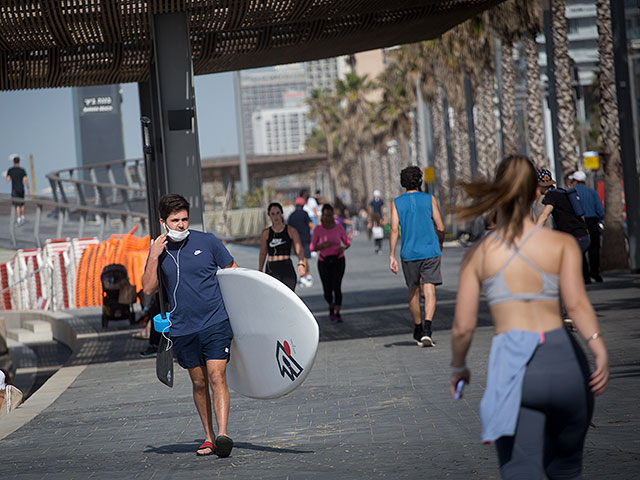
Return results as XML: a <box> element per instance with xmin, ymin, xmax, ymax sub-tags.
<box><xmin>454</xmin><ymin>379</ymin><xmax>465</xmax><ymax>400</ymax></box>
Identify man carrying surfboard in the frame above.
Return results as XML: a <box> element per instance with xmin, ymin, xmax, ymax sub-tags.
<box><xmin>142</xmin><ymin>193</ymin><xmax>238</xmax><ymax>458</ymax></box>
<box><xmin>389</xmin><ymin>166</ymin><xmax>445</xmax><ymax>347</ymax></box>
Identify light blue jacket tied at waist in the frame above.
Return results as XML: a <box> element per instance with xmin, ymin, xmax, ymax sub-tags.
<box><xmin>480</xmin><ymin>329</ymin><xmax>543</xmax><ymax>443</ymax></box>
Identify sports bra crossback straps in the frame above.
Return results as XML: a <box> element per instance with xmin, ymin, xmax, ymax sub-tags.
<box><xmin>482</xmin><ymin>224</ymin><xmax>559</xmax><ymax>306</ymax></box>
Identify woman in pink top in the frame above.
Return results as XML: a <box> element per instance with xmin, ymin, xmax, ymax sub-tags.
<box><xmin>310</xmin><ymin>204</ymin><xmax>351</xmax><ymax>322</ymax></box>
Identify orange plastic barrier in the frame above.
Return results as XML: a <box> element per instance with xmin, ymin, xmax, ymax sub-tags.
<box><xmin>74</xmin><ymin>226</ymin><xmax>150</xmax><ymax>308</ymax></box>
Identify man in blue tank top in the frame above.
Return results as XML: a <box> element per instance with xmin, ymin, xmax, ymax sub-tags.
<box><xmin>389</xmin><ymin>166</ymin><xmax>445</xmax><ymax>347</ymax></box>
<box><xmin>142</xmin><ymin>194</ymin><xmax>238</xmax><ymax>458</ymax></box>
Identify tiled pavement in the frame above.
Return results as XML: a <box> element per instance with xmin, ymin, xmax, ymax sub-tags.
<box><xmin>1</xmin><ymin>235</ymin><xmax>638</xmax><ymax>479</ymax></box>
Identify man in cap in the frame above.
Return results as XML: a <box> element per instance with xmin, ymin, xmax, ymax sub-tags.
<box><xmin>569</xmin><ymin>171</ymin><xmax>604</xmax><ymax>282</ymax></box>
<box><xmin>368</xmin><ymin>189</ymin><xmax>385</xmax><ymax>222</ymax></box>
<box><xmin>536</xmin><ymin>168</ymin><xmax>590</xmax><ymax>255</ymax></box>
<box><xmin>288</xmin><ymin>197</ymin><xmax>314</xmax><ymax>287</ymax></box>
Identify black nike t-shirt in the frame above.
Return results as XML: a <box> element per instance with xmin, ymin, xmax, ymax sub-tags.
<box><xmin>7</xmin><ymin>166</ymin><xmax>26</xmax><ymax>196</ymax></box>
<box><xmin>542</xmin><ymin>189</ymin><xmax>588</xmax><ymax>238</ymax></box>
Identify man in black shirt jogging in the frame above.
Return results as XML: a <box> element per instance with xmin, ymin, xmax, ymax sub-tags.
<box><xmin>6</xmin><ymin>155</ymin><xmax>30</xmax><ymax>225</ymax></box>
<box><xmin>536</xmin><ymin>168</ymin><xmax>590</xmax><ymax>254</ymax></box>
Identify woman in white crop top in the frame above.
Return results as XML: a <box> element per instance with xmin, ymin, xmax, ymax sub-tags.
<box><xmin>449</xmin><ymin>155</ymin><xmax>608</xmax><ymax>479</ymax></box>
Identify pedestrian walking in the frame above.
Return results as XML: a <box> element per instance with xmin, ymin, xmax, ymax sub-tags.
<box><xmin>451</xmin><ymin>155</ymin><xmax>609</xmax><ymax>479</ymax></box>
<box><xmin>301</xmin><ymin>189</ymin><xmax>319</xmax><ymax>227</ymax></box>
<box><xmin>142</xmin><ymin>193</ymin><xmax>238</xmax><ymax>457</ymax></box>
<box><xmin>389</xmin><ymin>166</ymin><xmax>445</xmax><ymax>347</ymax></box>
<box><xmin>569</xmin><ymin>171</ymin><xmax>604</xmax><ymax>282</ymax></box>
<box><xmin>367</xmin><ymin>189</ymin><xmax>385</xmax><ymax>239</ymax></box>
<box><xmin>287</xmin><ymin>197</ymin><xmax>315</xmax><ymax>287</ymax></box>
<box><xmin>258</xmin><ymin>202</ymin><xmax>307</xmax><ymax>291</ymax></box>
<box><xmin>536</xmin><ymin>168</ymin><xmax>590</xmax><ymax>256</ymax></box>
<box><xmin>6</xmin><ymin>154</ymin><xmax>30</xmax><ymax>225</ymax></box>
<box><xmin>371</xmin><ymin>214</ymin><xmax>384</xmax><ymax>255</ymax></box>
<box><xmin>310</xmin><ymin>204</ymin><xmax>350</xmax><ymax>322</ymax></box>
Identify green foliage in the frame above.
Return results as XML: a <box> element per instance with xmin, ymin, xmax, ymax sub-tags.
<box><xmin>305</xmin><ymin>127</ymin><xmax>328</xmax><ymax>153</ymax></box>
<box><xmin>234</xmin><ymin>186</ymin><xmax>274</xmax><ymax>209</ymax></box>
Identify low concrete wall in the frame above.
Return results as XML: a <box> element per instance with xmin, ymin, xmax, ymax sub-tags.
<box><xmin>0</xmin><ymin>311</ymin><xmax>77</xmax><ymax>352</ymax></box>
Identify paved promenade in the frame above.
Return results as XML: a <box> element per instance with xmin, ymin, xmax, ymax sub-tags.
<box><xmin>1</xmin><ymin>234</ymin><xmax>639</xmax><ymax>479</ymax></box>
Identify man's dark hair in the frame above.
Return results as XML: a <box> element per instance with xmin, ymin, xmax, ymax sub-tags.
<box><xmin>12</xmin><ymin>156</ymin><xmax>19</xmax><ymax>164</ymax></box>
<box><xmin>299</xmin><ymin>189</ymin><xmax>309</xmax><ymax>199</ymax></box>
<box><xmin>159</xmin><ymin>194</ymin><xmax>190</xmax><ymax>220</ymax></box>
<box><xmin>400</xmin><ymin>166</ymin><xmax>423</xmax><ymax>190</ymax></box>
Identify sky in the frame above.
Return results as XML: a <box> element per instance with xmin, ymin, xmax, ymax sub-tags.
<box><xmin>0</xmin><ymin>72</ymin><xmax>238</xmax><ymax>195</ymax></box>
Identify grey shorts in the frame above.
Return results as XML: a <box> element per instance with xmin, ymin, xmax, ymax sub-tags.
<box><xmin>401</xmin><ymin>256</ymin><xmax>442</xmax><ymax>288</ymax></box>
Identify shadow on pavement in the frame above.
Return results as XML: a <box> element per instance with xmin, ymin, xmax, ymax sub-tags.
<box><xmin>144</xmin><ymin>441</ymin><xmax>314</xmax><ymax>455</ymax></box>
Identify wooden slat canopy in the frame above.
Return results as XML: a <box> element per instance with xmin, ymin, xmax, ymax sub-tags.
<box><xmin>0</xmin><ymin>0</ymin><xmax>502</xmax><ymax>91</ymax></box>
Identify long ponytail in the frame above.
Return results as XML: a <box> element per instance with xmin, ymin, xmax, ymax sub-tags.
<box><xmin>455</xmin><ymin>155</ymin><xmax>538</xmax><ymax>244</ymax></box>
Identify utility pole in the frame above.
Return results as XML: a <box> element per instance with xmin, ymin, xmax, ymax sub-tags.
<box><xmin>543</xmin><ymin>0</ymin><xmax>564</xmax><ymax>186</ymax></box>
<box><xmin>611</xmin><ymin>0</ymin><xmax>640</xmax><ymax>272</ymax></box>
<box><xmin>234</xmin><ymin>71</ymin><xmax>250</xmax><ymax>198</ymax></box>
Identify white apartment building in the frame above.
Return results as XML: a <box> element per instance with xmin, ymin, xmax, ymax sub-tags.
<box><xmin>252</xmin><ymin>104</ymin><xmax>311</xmax><ymax>155</ymax></box>
<box><xmin>240</xmin><ymin>64</ymin><xmax>308</xmax><ymax>154</ymax></box>
<box><xmin>240</xmin><ymin>58</ymin><xmax>348</xmax><ymax>155</ymax></box>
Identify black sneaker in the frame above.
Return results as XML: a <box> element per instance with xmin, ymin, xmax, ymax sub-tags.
<box><xmin>140</xmin><ymin>345</ymin><xmax>158</xmax><ymax>357</ymax></box>
<box><xmin>413</xmin><ymin>325</ymin><xmax>424</xmax><ymax>346</ymax></box>
<box><xmin>421</xmin><ymin>322</ymin><xmax>434</xmax><ymax>347</ymax></box>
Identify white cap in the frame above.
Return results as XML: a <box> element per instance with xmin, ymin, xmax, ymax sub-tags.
<box><xmin>373</xmin><ymin>189</ymin><xmax>381</xmax><ymax>197</ymax></box>
<box><xmin>570</xmin><ymin>171</ymin><xmax>587</xmax><ymax>182</ymax></box>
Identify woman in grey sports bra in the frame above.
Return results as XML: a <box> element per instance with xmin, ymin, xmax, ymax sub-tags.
<box><xmin>449</xmin><ymin>155</ymin><xmax>609</xmax><ymax>480</ymax></box>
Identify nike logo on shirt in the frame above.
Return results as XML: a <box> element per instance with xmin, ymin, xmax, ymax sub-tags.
<box><xmin>269</xmin><ymin>238</ymin><xmax>286</xmax><ymax>248</ymax></box>
<box><xmin>194</xmin><ymin>250</ymin><xmax>202</xmax><ymax>255</ymax></box>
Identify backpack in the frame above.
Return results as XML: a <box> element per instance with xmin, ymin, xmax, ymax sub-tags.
<box><xmin>551</xmin><ymin>188</ymin><xmax>585</xmax><ymax>218</ymax></box>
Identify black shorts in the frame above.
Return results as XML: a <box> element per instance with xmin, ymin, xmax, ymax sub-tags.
<box><xmin>401</xmin><ymin>256</ymin><xmax>442</xmax><ymax>288</ymax></box>
<box><xmin>172</xmin><ymin>319</ymin><xmax>233</xmax><ymax>369</ymax></box>
<box><xmin>302</xmin><ymin>241</ymin><xmax>311</xmax><ymax>259</ymax></box>
<box><xmin>266</xmin><ymin>259</ymin><xmax>297</xmax><ymax>291</ymax></box>
<box><xmin>11</xmin><ymin>191</ymin><xmax>24</xmax><ymax>206</ymax></box>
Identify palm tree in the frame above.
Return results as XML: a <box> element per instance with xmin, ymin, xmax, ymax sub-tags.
<box><xmin>551</xmin><ymin>0</ymin><xmax>581</xmax><ymax>180</ymax></box>
<box><xmin>491</xmin><ymin>0</ymin><xmax>520</xmax><ymax>156</ymax></box>
<box><xmin>377</xmin><ymin>59</ymin><xmax>416</xmax><ymax>170</ymax></box>
<box><xmin>595</xmin><ymin>0</ymin><xmax>629</xmax><ymax>270</ymax></box>
<box><xmin>335</xmin><ymin>71</ymin><xmax>374</xmax><ymax>205</ymax></box>
<box><xmin>307</xmin><ymin>88</ymin><xmax>341</xmax><ymax>198</ymax></box>
<box><xmin>515</xmin><ymin>0</ymin><xmax>547</xmax><ymax>167</ymax></box>
<box><xmin>459</xmin><ymin>13</ymin><xmax>500</xmax><ymax>179</ymax></box>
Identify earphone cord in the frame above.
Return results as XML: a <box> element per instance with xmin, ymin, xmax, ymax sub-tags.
<box><xmin>162</xmin><ymin>242</ymin><xmax>184</xmax><ymax>350</ymax></box>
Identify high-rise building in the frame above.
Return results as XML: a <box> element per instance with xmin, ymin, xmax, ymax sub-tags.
<box><xmin>240</xmin><ymin>58</ymin><xmax>347</xmax><ymax>155</ymax></box>
<box><xmin>252</xmin><ymin>105</ymin><xmax>310</xmax><ymax>155</ymax></box>
<box><xmin>240</xmin><ymin>65</ymin><xmax>307</xmax><ymax>155</ymax></box>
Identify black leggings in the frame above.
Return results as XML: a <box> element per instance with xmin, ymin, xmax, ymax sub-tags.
<box><xmin>317</xmin><ymin>256</ymin><xmax>345</xmax><ymax>306</ymax></box>
<box><xmin>495</xmin><ymin>328</ymin><xmax>594</xmax><ymax>480</ymax></box>
<box><xmin>266</xmin><ymin>260</ymin><xmax>297</xmax><ymax>291</ymax></box>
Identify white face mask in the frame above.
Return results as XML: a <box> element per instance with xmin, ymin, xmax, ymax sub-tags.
<box><xmin>164</xmin><ymin>225</ymin><xmax>190</xmax><ymax>242</ymax></box>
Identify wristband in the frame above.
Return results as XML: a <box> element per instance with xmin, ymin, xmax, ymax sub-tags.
<box><xmin>587</xmin><ymin>332</ymin><xmax>601</xmax><ymax>342</ymax></box>
<box><xmin>450</xmin><ymin>363</ymin><xmax>467</xmax><ymax>373</ymax></box>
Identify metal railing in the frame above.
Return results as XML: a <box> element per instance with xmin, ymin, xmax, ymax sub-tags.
<box><xmin>46</xmin><ymin>158</ymin><xmax>146</xmax><ymax>211</ymax></box>
<box><xmin>2</xmin><ymin>194</ymin><xmax>149</xmax><ymax>248</ymax></box>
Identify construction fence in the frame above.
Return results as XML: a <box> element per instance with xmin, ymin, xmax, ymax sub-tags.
<box><xmin>0</xmin><ymin>226</ymin><xmax>150</xmax><ymax>312</ymax></box>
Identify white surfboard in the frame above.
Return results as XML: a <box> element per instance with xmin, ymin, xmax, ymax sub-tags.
<box><xmin>216</xmin><ymin>267</ymin><xmax>319</xmax><ymax>399</ymax></box>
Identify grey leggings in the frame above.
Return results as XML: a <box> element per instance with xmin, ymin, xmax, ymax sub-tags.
<box><xmin>495</xmin><ymin>327</ymin><xmax>594</xmax><ymax>480</ymax></box>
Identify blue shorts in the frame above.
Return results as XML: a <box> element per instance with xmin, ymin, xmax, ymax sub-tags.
<box><xmin>172</xmin><ymin>319</ymin><xmax>233</xmax><ymax>369</ymax></box>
